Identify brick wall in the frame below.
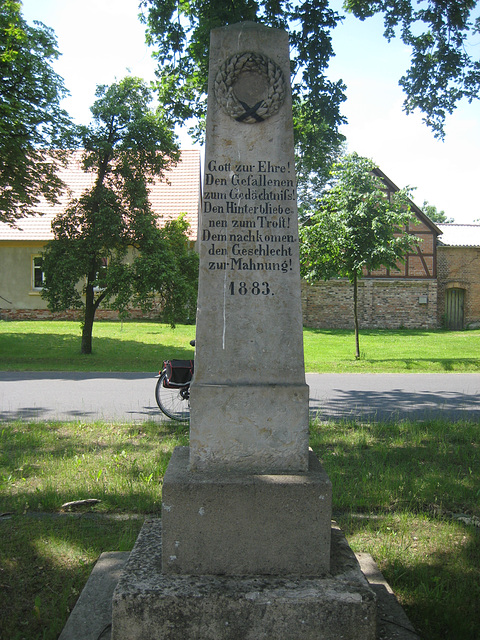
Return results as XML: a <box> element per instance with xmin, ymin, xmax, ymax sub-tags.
<box><xmin>301</xmin><ymin>279</ymin><xmax>438</xmax><ymax>329</ymax></box>
<box><xmin>0</xmin><ymin>308</ymin><xmax>159</xmax><ymax>321</ymax></box>
<box><xmin>437</xmin><ymin>246</ymin><xmax>480</xmax><ymax>328</ymax></box>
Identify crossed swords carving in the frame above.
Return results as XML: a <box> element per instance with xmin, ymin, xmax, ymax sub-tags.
<box><xmin>235</xmin><ymin>99</ymin><xmax>265</xmax><ymax>123</ymax></box>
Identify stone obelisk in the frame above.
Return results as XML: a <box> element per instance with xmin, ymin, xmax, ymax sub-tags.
<box><xmin>189</xmin><ymin>21</ymin><xmax>309</xmax><ymax>474</ymax></box>
<box><xmin>112</xmin><ymin>22</ymin><xmax>377</xmax><ymax>640</ymax></box>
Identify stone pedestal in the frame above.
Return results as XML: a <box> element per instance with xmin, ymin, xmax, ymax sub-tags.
<box><xmin>112</xmin><ymin>521</ymin><xmax>377</xmax><ymax>640</ymax></box>
<box><xmin>190</xmin><ymin>383</ymin><xmax>309</xmax><ymax>472</ymax></box>
<box><xmin>111</xmin><ymin>20</ymin><xmax>378</xmax><ymax>640</ymax></box>
<box><xmin>162</xmin><ymin>447</ymin><xmax>332</xmax><ymax>575</ymax></box>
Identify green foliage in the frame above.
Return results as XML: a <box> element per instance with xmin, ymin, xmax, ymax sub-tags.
<box><xmin>345</xmin><ymin>0</ymin><xmax>480</xmax><ymax>139</ymax></box>
<box><xmin>421</xmin><ymin>200</ymin><xmax>454</xmax><ymax>224</ymax></box>
<box><xmin>41</xmin><ymin>77</ymin><xmax>198</xmax><ymax>354</ymax></box>
<box><xmin>300</xmin><ymin>152</ymin><xmax>418</xmax><ymax>357</ymax></box>
<box><xmin>141</xmin><ymin>0</ymin><xmax>480</xmax><ymax>174</ymax></box>
<box><xmin>0</xmin><ymin>0</ymin><xmax>74</xmax><ymax>224</ymax></box>
<box><xmin>300</xmin><ymin>153</ymin><xmax>417</xmax><ymax>283</ymax></box>
<box><xmin>140</xmin><ymin>0</ymin><xmax>347</xmax><ymax>190</ymax></box>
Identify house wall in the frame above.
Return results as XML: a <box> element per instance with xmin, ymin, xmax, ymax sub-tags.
<box><xmin>0</xmin><ymin>242</ymin><xmax>155</xmax><ymax>321</ymax></box>
<box><xmin>364</xmin><ymin>217</ymin><xmax>437</xmax><ymax>278</ymax></box>
<box><xmin>437</xmin><ymin>246</ymin><xmax>480</xmax><ymax>328</ymax></box>
<box><xmin>0</xmin><ymin>243</ymin><xmax>50</xmax><ymax>312</ymax></box>
<box><xmin>301</xmin><ymin>279</ymin><xmax>438</xmax><ymax>329</ymax></box>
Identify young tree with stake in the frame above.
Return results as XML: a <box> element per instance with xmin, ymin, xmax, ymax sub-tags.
<box><xmin>300</xmin><ymin>153</ymin><xmax>419</xmax><ymax>359</ymax></box>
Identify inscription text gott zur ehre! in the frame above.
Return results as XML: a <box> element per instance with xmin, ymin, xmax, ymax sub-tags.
<box><xmin>202</xmin><ymin>158</ymin><xmax>297</xmax><ymax>285</ymax></box>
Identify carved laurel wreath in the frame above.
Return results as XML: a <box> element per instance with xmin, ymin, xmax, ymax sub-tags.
<box><xmin>214</xmin><ymin>52</ymin><xmax>286</xmax><ymax>124</ymax></box>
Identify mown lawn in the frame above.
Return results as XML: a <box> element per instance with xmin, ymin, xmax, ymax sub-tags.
<box><xmin>1</xmin><ymin>320</ymin><xmax>479</xmax><ymax>639</ymax></box>
<box><xmin>1</xmin><ymin>320</ymin><xmax>480</xmax><ymax>372</ymax></box>
<box><xmin>0</xmin><ymin>417</ymin><xmax>479</xmax><ymax>640</ymax></box>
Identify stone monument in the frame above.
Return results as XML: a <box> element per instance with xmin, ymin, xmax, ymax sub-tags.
<box><xmin>112</xmin><ymin>21</ymin><xmax>377</xmax><ymax>640</ymax></box>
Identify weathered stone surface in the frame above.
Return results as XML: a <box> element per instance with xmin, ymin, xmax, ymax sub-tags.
<box><xmin>190</xmin><ymin>21</ymin><xmax>309</xmax><ymax>473</ymax></box>
<box><xmin>162</xmin><ymin>446</ymin><xmax>332</xmax><ymax>575</ymax></box>
<box><xmin>111</xmin><ymin>521</ymin><xmax>377</xmax><ymax>640</ymax></box>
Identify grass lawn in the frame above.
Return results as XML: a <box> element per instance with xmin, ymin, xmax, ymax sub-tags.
<box><xmin>0</xmin><ymin>417</ymin><xmax>479</xmax><ymax>640</ymax></box>
<box><xmin>1</xmin><ymin>319</ymin><xmax>480</xmax><ymax>372</ymax></box>
<box><xmin>1</xmin><ymin>321</ymin><xmax>479</xmax><ymax>639</ymax></box>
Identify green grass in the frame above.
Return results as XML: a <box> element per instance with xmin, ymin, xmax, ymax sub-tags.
<box><xmin>0</xmin><ymin>320</ymin><xmax>196</xmax><ymax>372</ymax></box>
<box><xmin>0</xmin><ymin>515</ymin><xmax>142</xmax><ymax>640</ymax></box>
<box><xmin>310</xmin><ymin>417</ymin><xmax>480</xmax><ymax>640</ymax></box>
<box><xmin>1</xmin><ymin>321</ymin><xmax>480</xmax><ymax>638</ymax></box>
<box><xmin>303</xmin><ymin>327</ymin><xmax>480</xmax><ymax>372</ymax></box>
<box><xmin>0</xmin><ymin>420</ymin><xmax>188</xmax><ymax>515</ymax></box>
<box><xmin>1</xmin><ymin>320</ymin><xmax>480</xmax><ymax>372</ymax></box>
<box><xmin>1</xmin><ymin>418</ymin><xmax>479</xmax><ymax>640</ymax></box>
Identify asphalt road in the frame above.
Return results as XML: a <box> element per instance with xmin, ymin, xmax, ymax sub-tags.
<box><xmin>1</xmin><ymin>371</ymin><xmax>479</xmax><ymax>423</ymax></box>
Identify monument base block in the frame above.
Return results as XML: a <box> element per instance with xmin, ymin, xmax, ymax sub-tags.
<box><xmin>111</xmin><ymin>520</ymin><xmax>377</xmax><ymax>640</ymax></box>
<box><xmin>189</xmin><ymin>383</ymin><xmax>310</xmax><ymax>473</ymax></box>
<box><xmin>162</xmin><ymin>446</ymin><xmax>332</xmax><ymax>575</ymax></box>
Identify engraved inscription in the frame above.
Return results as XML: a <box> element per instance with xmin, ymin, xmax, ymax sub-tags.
<box><xmin>201</xmin><ymin>158</ymin><xmax>298</xmax><ymax>294</ymax></box>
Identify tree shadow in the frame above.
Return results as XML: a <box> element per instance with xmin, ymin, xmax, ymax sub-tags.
<box><xmin>0</xmin><ymin>513</ymin><xmax>143</xmax><ymax>640</ymax></box>
<box><xmin>336</xmin><ymin>514</ymin><xmax>480</xmax><ymax>640</ymax></box>
<box><xmin>0</xmin><ymin>331</ymin><xmax>195</xmax><ymax>372</ymax></box>
<box><xmin>310</xmin><ymin>386</ymin><xmax>480</xmax><ymax>422</ymax></box>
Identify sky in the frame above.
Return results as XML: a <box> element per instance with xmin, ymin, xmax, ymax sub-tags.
<box><xmin>21</xmin><ymin>0</ymin><xmax>480</xmax><ymax>224</ymax></box>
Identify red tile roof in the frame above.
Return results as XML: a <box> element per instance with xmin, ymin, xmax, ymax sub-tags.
<box><xmin>0</xmin><ymin>149</ymin><xmax>201</xmax><ymax>241</ymax></box>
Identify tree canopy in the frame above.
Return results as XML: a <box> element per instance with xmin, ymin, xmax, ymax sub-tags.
<box><xmin>141</xmin><ymin>0</ymin><xmax>480</xmax><ymax>164</ymax></box>
<box><xmin>0</xmin><ymin>0</ymin><xmax>73</xmax><ymax>224</ymax></box>
<box><xmin>422</xmin><ymin>201</ymin><xmax>454</xmax><ymax>224</ymax></box>
<box><xmin>346</xmin><ymin>0</ymin><xmax>480</xmax><ymax>139</ymax></box>
<box><xmin>41</xmin><ymin>77</ymin><xmax>198</xmax><ymax>354</ymax></box>
<box><xmin>300</xmin><ymin>152</ymin><xmax>418</xmax><ymax>357</ymax></box>
<box><xmin>140</xmin><ymin>0</ymin><xmax>347</xmax><ymax>191</ymax></box>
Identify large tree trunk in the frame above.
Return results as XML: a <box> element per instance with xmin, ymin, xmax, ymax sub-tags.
<box><xmin>353</xmin><ymin>273</ymin><xmax>360</xmax><ymax>360</ymax></box>
<box><xmin>81</xmin><ymin>283</ymin><xmax>96</xmax><ymax>354</ymax></box>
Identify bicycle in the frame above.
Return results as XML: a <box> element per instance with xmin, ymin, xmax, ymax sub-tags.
<box><xmin>155</xmin><ymin>341</ymin><xmax>195</xmax><ymax>422</ymax></box>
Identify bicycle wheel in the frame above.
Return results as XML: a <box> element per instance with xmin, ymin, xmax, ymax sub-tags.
<box><xmin>155</xmin><ymin>372</ymin><xmax>190</xmax><ymax>422</ymax></box>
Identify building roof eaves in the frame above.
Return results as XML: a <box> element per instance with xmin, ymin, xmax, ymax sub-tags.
<box><xmin>437</xmin><ymin>223</ymin><xmax>480</xmax><ymax>247</ymax></box>
<box><xmin>0</xmin><ymin>149</ymin><xmax>201</xmax><ymax>242</ymax></box>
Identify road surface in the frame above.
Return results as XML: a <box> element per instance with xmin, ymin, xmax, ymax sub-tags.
<box><xmin>1</xmin><ymin>371</ymin><xmax>479</xmax><ymax>423</ymax></box>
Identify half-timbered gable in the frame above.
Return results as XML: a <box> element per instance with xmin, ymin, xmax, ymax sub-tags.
<box><xmin>364</xmin><ymin>169</ymin><xmax>441</xmax><ymax>279</ymax></box>
<box><xmin>301</xmin><ymin>167</ymin><xmax>442</xmax><ymax>330</ymax></box>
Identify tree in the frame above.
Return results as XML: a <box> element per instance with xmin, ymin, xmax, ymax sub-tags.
<box><xmin>140</xmin><ymin>0</ymin><xmax>347</xmax><ymax>191</ymax></box>
<box><xmin>41</xmin><ymin>77</ymin><xmax>198</xmax><ymax>354</ymax></box>
<box><xmin>345</xmin><ymin>0</ymin><xmax>480</xmax><ymax>139</ymax></box>
<box><xmin>300</xmin><ymin>153</ymin><xmax>418</xmax><ymax>359</ymax></box>
<box><xmin>0</xmin><ymin>0</ymin><xmax>74</xmax><ymax>224</ymax></box>
<box><xmin>422</xmin><ymin>201</ymin><xmax>454</xmax><ymax>224</ymax></box>
<box><xmin>141</xmin><ymin>0</ymin><xmax>480</xmax><ymax>149</ymax></box>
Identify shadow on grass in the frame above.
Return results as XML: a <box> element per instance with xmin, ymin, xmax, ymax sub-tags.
<box><xmin>0</xmin><ymin>514</ymin><xmax>143</xmax><ymax>640</ymax></box>
<box><xmin>337</xmin><ymin>515</ymin><xmax>480</xmax><ymax>640</ymax></box>
<box><xmin>359</xmin><ymin>358</ymin><xmax>480</xmax><ymax>372</ymax></box>
<box><xmin>0</xmin><ymin>420</ymin><xmax>189</xmax><ymax>514</ymax></box>
<box><xmin>311</xmin><ymin>418</ymin><xmax>480</xmax><ymax>639</ymax></box>
<box><xmin>304</xmin><ymin>328</ymin><xmax>454</xmax><ymax>337</ymax></box>
<box><xmin>0</xmin><ymin>332</ymin><xmax>195</xmax><ymax>372</ymax></box>
<box><xmin>0</xmin><ymin>418</ymin><xmax>188</xmax><ymax>639</ymax></box>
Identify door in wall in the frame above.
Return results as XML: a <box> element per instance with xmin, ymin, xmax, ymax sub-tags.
<box><xmin>445</xmin><ymin>288</ymin><xmax>465</xmax><ymax>330</ymax></box>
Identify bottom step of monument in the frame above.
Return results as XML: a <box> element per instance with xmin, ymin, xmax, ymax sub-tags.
<box><xmin>111</xmin><ymin>519</ymin><xmax>377</xmax><ymax>640</ymax></box>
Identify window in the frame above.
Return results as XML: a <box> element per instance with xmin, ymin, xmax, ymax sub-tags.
<box><xmin>32</xmin><ymin>256</ymin><xmax>45</xmax><ymax>289</ymax></box>
<box><xmin>94</xmin><ymin>257</ymin><xmax>108</xmax><ymax>290</ymax></box>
